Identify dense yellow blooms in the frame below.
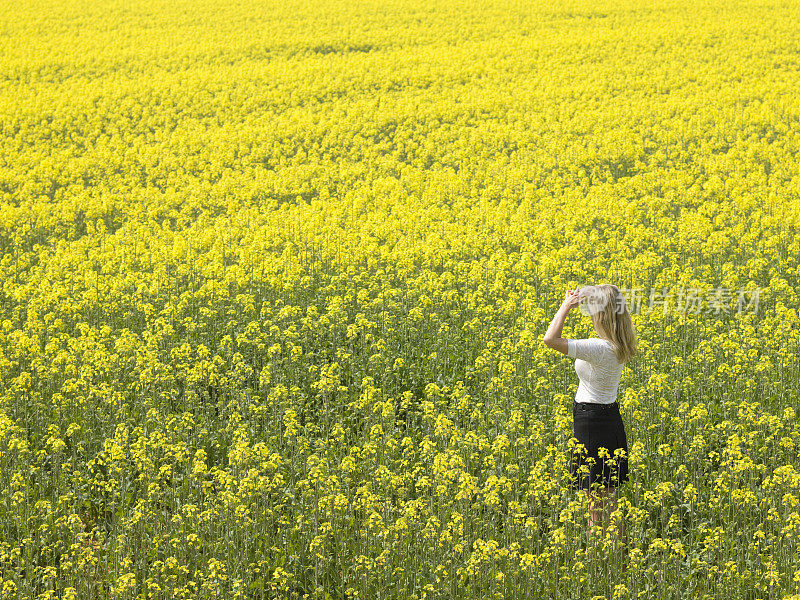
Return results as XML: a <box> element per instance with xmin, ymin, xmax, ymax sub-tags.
<box><xmin>0</xmin><ymin>0</ymin><xmax>798</xmax><ymax>598</ymax></box>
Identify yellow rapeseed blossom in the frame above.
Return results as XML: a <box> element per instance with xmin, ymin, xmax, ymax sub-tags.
<box><xmin>1</xmin><ymin>0</ymin><xmax>797</xmax><ymax>598</ymax></box>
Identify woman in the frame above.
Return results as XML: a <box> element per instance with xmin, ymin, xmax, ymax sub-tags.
<box><xmin>543</xmin><ymin>284</ymin><xmax>638</xmax><ymax>561</ymax></box>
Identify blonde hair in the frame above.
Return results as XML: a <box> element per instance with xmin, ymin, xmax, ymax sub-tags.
<box><xmin>579</xmin><ymin>284</ymin><xmax>638</xmax><ymax>364</ymax></box>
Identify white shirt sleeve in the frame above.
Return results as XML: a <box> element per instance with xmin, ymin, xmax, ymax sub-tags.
<box><xmin>567</xmin><ymin>338</ymin><xmax>610</xmax><ymax>365</ymax></box>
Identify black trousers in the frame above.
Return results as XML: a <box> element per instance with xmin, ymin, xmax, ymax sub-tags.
<box><xmin>569</xmin><ymin>400</ymin><xmax>629</xmax><ymax>491</ymax></box>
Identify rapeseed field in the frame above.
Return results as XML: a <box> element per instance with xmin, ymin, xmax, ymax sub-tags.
<box><xmin>1</xmin><ymin>0</ymin><xmax>799</xmax><ymax>598</ymax></box>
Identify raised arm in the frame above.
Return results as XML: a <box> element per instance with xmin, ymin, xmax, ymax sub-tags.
<box><xmin>543</xmin><ymin>289</ymin><xmax>580</xmax><ymax>355</ymax></box>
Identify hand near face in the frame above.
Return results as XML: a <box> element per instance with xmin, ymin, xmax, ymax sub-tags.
<box><xmin>562</xmin><ymin>288</ymin><xmax>580</xmax><ymax>311</ymax></box>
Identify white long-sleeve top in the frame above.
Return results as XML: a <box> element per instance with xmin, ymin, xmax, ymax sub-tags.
<box><xmin>567</xmin><ymin>337</ymin><xmax>624</xmax><ymax>404</ymax></box>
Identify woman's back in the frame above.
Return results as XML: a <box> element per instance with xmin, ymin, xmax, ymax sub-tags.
<box><xmin>567</xmin><ymin>337</ymin><xmax>624</xmax><ymax>404</ymax></box>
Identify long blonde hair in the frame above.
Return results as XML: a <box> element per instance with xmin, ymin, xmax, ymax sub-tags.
<box><xmin>579</xmin><ymin>284</ymin><xmax>638</xmax><ymax>364</ymax></box>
